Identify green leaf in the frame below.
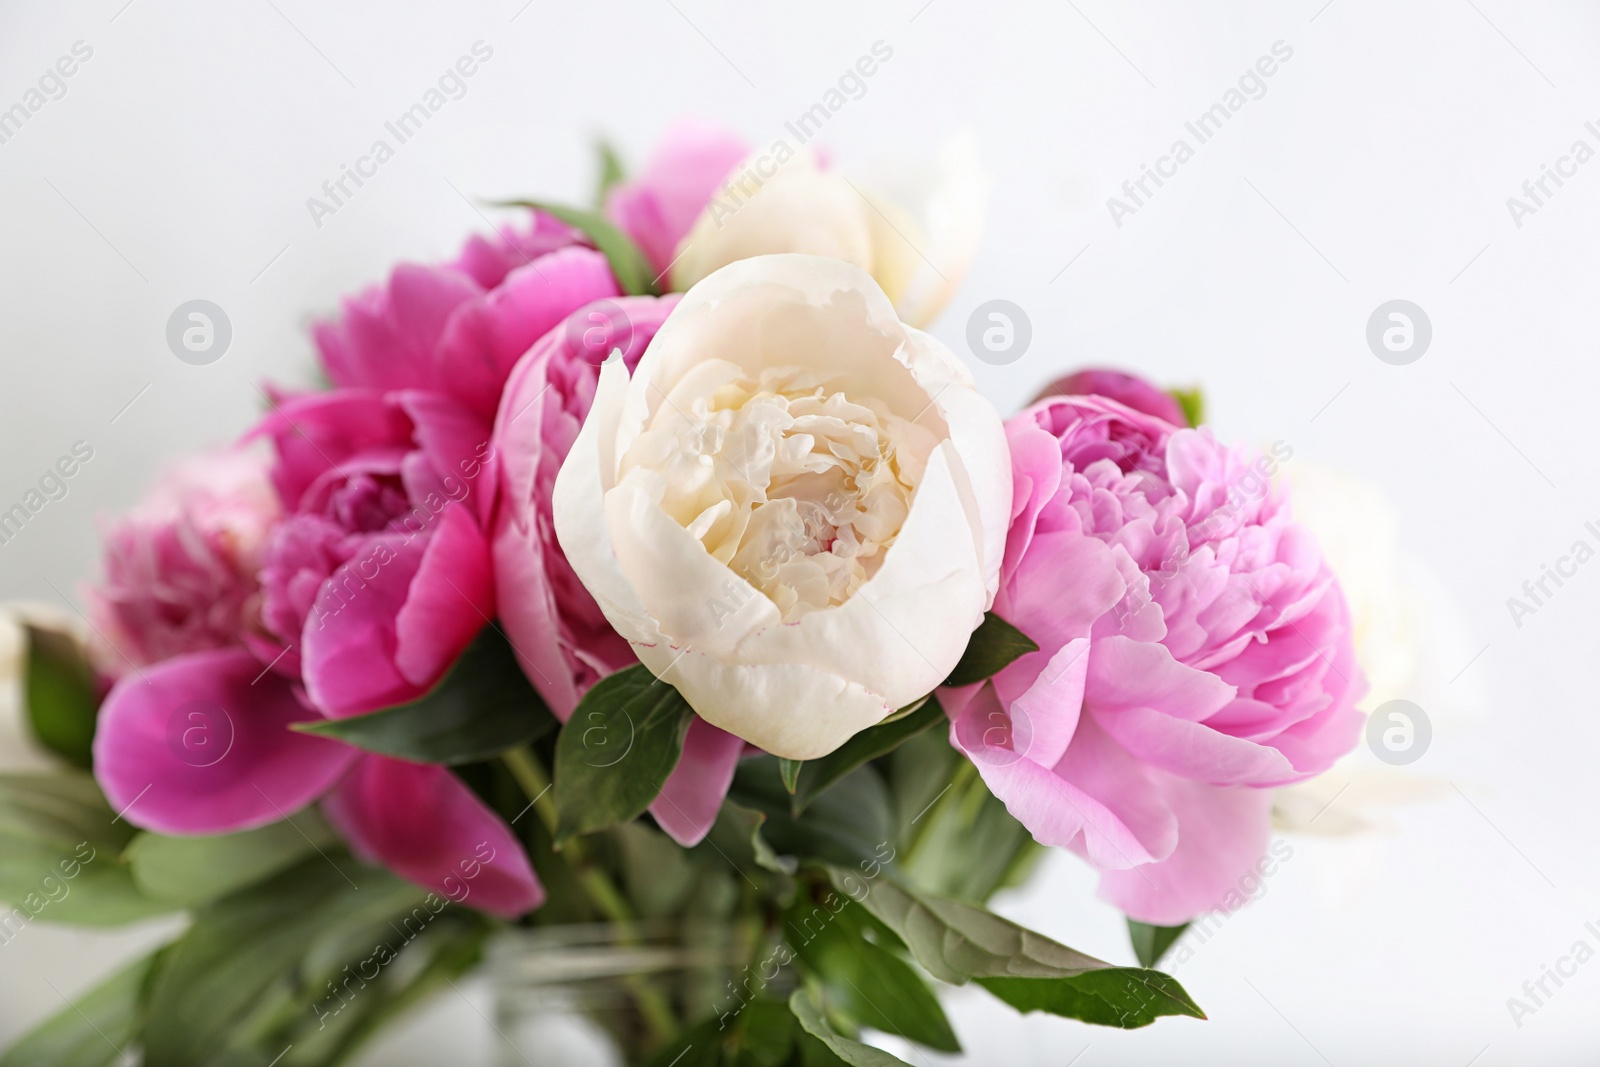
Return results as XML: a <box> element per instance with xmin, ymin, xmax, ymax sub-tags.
<box><xmin>944</xmin><ymin>613</ymin><xmax>1038</xmax><ymax>687</ymax></box>
<box><xmin>699</xmin><ymin>801</ymin><xmax>796</xmax><ymax>877</ymax></box>
<box><xmin>0</xmin><ymin>772</ymin><xmax>170</xmax><ymax>926</ymax></box>
<box><xmin>732</xmin><ymin>759</ymin><xmax>895</xmax><ymax>871</ymax></box>
<box><xmin>295</xmin><ymin>629</ymin><xmax>556</xmax><ymax>765</ymax></box>
<box><xmin>789</xmin><ymin>988</ymin><xmax>913</xmax><ymax>1066</ymax></box>
<box><xmin>779</xmin><ymin>758</ymin><xmax>803</xmax><ymax>795</ymax></box>
<box><xmin>270</xmin><ymin>915</ymin><xmax>489</xmax><ymax>1067</ymax></box>
<box><xmin>126</xmin><ymin>809</ymin><xmax>338</xmax><ymax>908</ymax></box>
<box><xmin>790</xmin><ymin>893</ymin><xmax>959</xmax><ymax>1052</ymax></box>
<box><xmin>980</xmin><ymin>971</ymin><xmax>1204</xmax><ymax>1030</ymax></box>
<box><xmin>141</xmin><ymin>851</ymin><xmax>431</xmax><ymax>1066</ymax></box>
<box><xmin>22</xmin><ymin>625</ymin><xmax>97</xmax><ymax>769</ymax></box>
<box><xmin>593</xmin><ymin>139</ymin><xmax>626</xmax><ymax>208</ymax></box>
<box><xmin>642</xmin><ymin>1014</ymin><xmax>729</xmax><ymax>1067</ymax></box>
<box><xmin>1128</xmin><ymin>919</ymin><xmax>1189</xmax><ymax>969</ymax></box>
<box><xmin>552</xmin><ymin>665</ymin><xmax>695</xmax><ymax>845</ymax></box>
<box><xmin>613</xmin><ymin>821</ymin><xmax>699</xmax><ymax>919</ymax></box>
<box><xmin>0</xmin><ymin>949</ymin><xmax>156</xmax><ymax>1067</ymax></box>
<box><xmin>896</xmin><ymin>762</ymin><xmax>1039</xmax><ymax>904</ymax></box>
<box><xmin>826</xmin><ymin>868</ymin><xmax>1204</xmax><ymax>1029</ymax></box>
<box><xmin>1168</xmin><ymin>386</ymin><xmax>1204</xmax><ymax>428</ymax></box>
<box><xmin>792</xmin><ymin>698</ymin><xmax>943</xmax><ymax>814</ymax></box>
<box><xmin>493</xmin><ymin>199</ymin><xmax>658</xmax><ymax>296</ymax></box>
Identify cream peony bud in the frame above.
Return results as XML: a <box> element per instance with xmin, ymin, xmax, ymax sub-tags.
<box><xmin>670</xmin><ymin>134</ymin><xmax>987</xmax><ymax>329</ymax></box>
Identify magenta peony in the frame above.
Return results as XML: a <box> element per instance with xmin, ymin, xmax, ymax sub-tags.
<box><xmin>943</xmin><ymin>392</ymin><xmax>1364</xmax><ymax>924</ymax></box>
<box><xmin>87</xmin><ymin>448</ymin><xmax>280</xmax><ymax>673</ymax></box>
<box><xmin>312</xmin><ymin>212</ymin><xmax>620</xmax><ymax>418</ymax></box>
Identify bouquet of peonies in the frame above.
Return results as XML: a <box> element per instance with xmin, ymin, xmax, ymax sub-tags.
<box><xmin>1</xmin><ymin>122</ymin><xmax>1365</xmax><ymax>1067</ymax></box>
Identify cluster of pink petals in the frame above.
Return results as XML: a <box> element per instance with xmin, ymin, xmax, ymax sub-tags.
<box><xmin>88</xmin><ymin>450</ymin><xmax>280</xmax><ymax>673</ymax></box>
<box><xmin>490</xmin><ymin>293</ymin><xmax>744</xmax><ymax>847</ymax></box>
<box><xmin>603</xmin><ymin>119</ymin><xmax>749</xmax><ymax>277</ymax></box>
<box><xmin>943</xmin><ymin>391</ymin><xmax>1364</xmax><ymax>924</ymax></box>
<box><xmin>91</xmin><ymin>214</ymin><xmax>635</xmax><ymax>919</ymax></box>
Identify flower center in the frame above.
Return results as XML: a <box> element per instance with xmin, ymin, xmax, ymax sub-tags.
<box><xmin>622</xmin><ymin>365</ymin><xmax>935</xmax><ymax>621</ymax></box>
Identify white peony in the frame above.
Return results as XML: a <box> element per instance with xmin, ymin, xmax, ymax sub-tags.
<box><xmin>554</xmin><ymin>254</ymin><xmax>1011</xmax><ymax>759</ymax></box>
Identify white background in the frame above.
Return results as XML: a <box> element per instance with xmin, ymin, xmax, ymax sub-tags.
<box><xmin>1</xmin><ymin>0</ymin><xmax>1598</xmax><ymax>1063</ymax></box>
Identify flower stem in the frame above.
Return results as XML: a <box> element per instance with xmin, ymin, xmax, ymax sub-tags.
<box><xmin>501</xmin><ymin>744</ymin><xmax>679</xmax><ymax>1045</ymax></box>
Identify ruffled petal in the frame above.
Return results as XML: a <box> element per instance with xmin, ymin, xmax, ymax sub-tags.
<box><xmin>1094</xmin><ymin>776</ymin><xmax>1274</xmax><ymax>926</ymax></box>
<box><xmin>392</xmin><ymin>505</ymin><xmax>493</xmax><ymax>690</ymax></box>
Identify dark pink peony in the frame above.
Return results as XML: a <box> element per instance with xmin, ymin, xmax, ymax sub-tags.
<box><xmin>252</xmin><ymin>387</ymin><xmax>496</xmax><ymax>715</ymax></box>
<box><xmin>313</xmin><ymin>212</ymin><xmax>621</xmax><ymax>419</ymax></box>
<box><xmin>1036</xmin><ymin>367</ymin><xmax>1188</xmax><ymax>426</ymax></box>
<box><xmin>943</xmin><ymin>393</ymin><xmax>1364</xmax><ymax>924</ymax></box>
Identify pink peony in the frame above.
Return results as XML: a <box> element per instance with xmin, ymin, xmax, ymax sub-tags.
<box><xmin>252</xmin><ymin>388</ymin><xmax>497</xmax><ymax>715</ymax></box>
<box><xmin>491</xmin><ymin>293</ymin><xmax>744</xmax><ymax>847</ymax></box>
<box><xmin>943</xmin><ymin>393</ymin><xmax>1364</xmax><ymax>924</ymax></box>
<box><xmin>93</xmin><ymin>386</ymin><xmax>543</xmax><ymax>918</ymax></box>
<box><xmin>87</xmin><ymin>449</ymin><xmax>280</xmax><ymax>673</ymax></box>
<box><xmin>313</xmin><ymin>212</ymin><xmax>621</xmax><ymax>419</ymax></box>
<box><xmin>604</xmin><ymin>119</ymin><xmax>750</xmax><ymax>278</ymax></box>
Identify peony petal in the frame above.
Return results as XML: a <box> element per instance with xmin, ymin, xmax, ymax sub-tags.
<box><xmin>747</xmin><ymin>444</ymin><xmax>988</xmax><ymax>714</ymax></box>
<box><xmin>435</xmin><ymin>248</ymin><xmax>619</xmax><ymax>417</ymax></box>
<box><xmin>643</xmin><ymin>644</ymin><xmax>890</xmax><ymax>760</ymax></box>
<box><xmin>300</xmin><ymin>533</ymin><xmax>425</xmax><ymax>716</ymax></box>
<box><xmin>1095</xmin><ymin>776</ymin><xmax>1274</xmax><ymax>926</ymax></box>
<box><xmin>605</xmin><ymin>119</ymin><xmax>750</xmax><ymax>275</ymax></box>
<box><xmin>92</xmin><ymin>649</ymin><xmax>358</xmax><ymax>835</ymax></box>
<box><xmin>314</xmin><ymin>264</ymin><xmax>483</xmax><ymax>394</ymax></box>
<box><xmin>553</xmin><ymin>357</ymin><xmax>660</xmax><ymax>640</ymax></box>
<box><xmin>393</xmin><ymin>391</ymin><xmax>497</xmax><ymax>528</ymax></box>
<box><xmin>392</xmin><ymin>504</ymin><xmax>493</xmax><ymax>690</ymax></box>
<box><xmin>648</xmin><ymin>717</ymin><xmax>744</xmax><ymax>846</ymax></box>
<box><xmin>955</xmin><ymin>690</ymin><xmax>1168</xmax><ymax>871</ymax></box>
<box><xmin>323</xmin><ymin>756</ymin><xmax>543</xmax><ymax>919</ymax></box>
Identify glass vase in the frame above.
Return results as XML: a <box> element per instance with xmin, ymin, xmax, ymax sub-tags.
<box><xmin>488</xmin><ymin>922</ymin><xmax>738</xmax><ymax>1066</ymax></box>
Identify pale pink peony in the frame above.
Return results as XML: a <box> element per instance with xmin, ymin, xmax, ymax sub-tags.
<box><xmin>604</xmin><ymin>120</ymin><xmax>751</xmax><ymax>277</ymax></box>
<box><xmin>88</xmin><ymin>449</ymin><xmax>280</xmax><ymax>673</ymax></box>
<box><xmin>492</xmin><ymin>292</ymin><xmax>751</xmax><ymax>848</ymax></box>
<box><xmin>943</xmin><ymin>393</ymin><xmax>1364</xmax><ymax>924</ymax></box>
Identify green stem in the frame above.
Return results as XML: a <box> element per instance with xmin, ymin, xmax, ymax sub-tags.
<box><xmin>902</xmin><ymin>759</ymin><xmax>977</xmax><ymax>869</ymax></box>
<box><xmin>501</xmin><ymin>745</ymin><xmax>678</xmax><ymax>1046</ymax></box>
